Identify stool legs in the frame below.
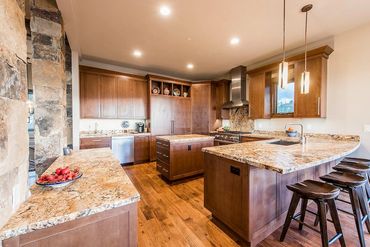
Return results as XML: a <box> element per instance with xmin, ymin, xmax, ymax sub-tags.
<box><xmin>317</xmin><ymin>200</ymin><xmax>329</xmax><ymax>247</ymax></box>
<box><xmin>357</xmin><ymin>185</ymin><xmax>370</xmax><ymax>233</ymax></box>
<box><xmin>280</xmin><ymin>192</ymin><xmax>300</xmax><ymax>242</ymax></box>
<box><xmin>327</xmin><ymin>199</ymin><xmax>346</xmax><ymax>247</ymax></box>
<box><xmin>349</xmin><ymin>187</ymin><xmax>367</xmax><ymax>247</ymax></box>
<box><xmin>299</xmin><ymin>198</ymin><xmax>308</xmax><ymax>230</ymax></box>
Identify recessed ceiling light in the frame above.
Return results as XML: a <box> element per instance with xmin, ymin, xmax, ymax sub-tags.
<box><xmin>160</xmin><ymin>5</ymin><xmax>171</xmax><ymax>16</ymax></box>
<box><xmin>133</xmin><ymin>50</ymin><xmax>142</xmax><ymax>57</ymax></box>
<box><xmin>230</xmin><ymin>37</ymin><xmax>240</xmax><ymax>45</ymax></box>
<box><xmin>187</xmin><ymin>63</ymin><xmax>194</xmax><ymax>69</ymax></box>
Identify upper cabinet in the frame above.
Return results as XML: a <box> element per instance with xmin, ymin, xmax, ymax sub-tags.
<box><xmin>80</xmin><ymin>66</ymin><xmax>148</xmax><ymax>119</ymax></box>
<box><xmin>212</xmin><ymin>80</ymin><xmax>231</xmax><ymax>120</ymax></box>
<box><xmin>248</xmin><ymin>46</ymin><xmax>333</xmax><ymax>119</ymax></box>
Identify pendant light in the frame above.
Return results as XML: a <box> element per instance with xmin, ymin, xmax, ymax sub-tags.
<box><xmin>300</xmin><ymin>4</ymin><xmax>313</xmax><ymax>94</ymax></box>
<box><xmin>278</xmin><ymin>0</ymin><xmax>289</xmax><ymax>89</ymax></box>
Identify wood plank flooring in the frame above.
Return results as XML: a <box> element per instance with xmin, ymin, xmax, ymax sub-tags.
<box><xmin>124</xmin><ymin>162</ymin><xmax>370</xmax><ymax>247</ymax></box>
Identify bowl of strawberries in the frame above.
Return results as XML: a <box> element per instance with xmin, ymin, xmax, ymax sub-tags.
<box><xmin>36</xmin><ymin>166</ymin><xmax>82</xmax><ymax>188</ymax></box>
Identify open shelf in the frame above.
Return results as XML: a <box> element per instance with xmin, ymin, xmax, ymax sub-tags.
<box><xmin>149</xmin><ymin>78</ymin><xmax>191</xmax><ymax>98</ymax></box>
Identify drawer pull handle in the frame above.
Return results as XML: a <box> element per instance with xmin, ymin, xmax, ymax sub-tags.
<box><xmin>157</xmin><ymin>151</ymin><xmax>162</xmax><ymax>155</ymax></box>
<box><xmin>230</xmin><ymin>166</ymin><xmax>240</xmax><ymax>176</ymax></box>
<box><xmin>163</xmin><ymin>154</ymin><xmax>169</xmax><ymax>158</ymax></box>
<box><xmin>163</xmin><ymin>168</ymin><xmax>168</xmax><ymax>172</ymax></box>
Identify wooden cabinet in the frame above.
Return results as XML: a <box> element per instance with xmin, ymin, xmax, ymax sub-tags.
<box><xmin>240</xmin><ymin>136</ymin><xmax>273</xmax><ymax>142</ymax></box>
<box><xmin>156</xmin><ymin>138</ymin><xmax>214</xmax><ymax>181</ymax></box>
<box><xmin>212</xmin><ymin>80</ymin><xmax>230</xmax><ymax>120</ymax></box>
<box><xmin>294</xmin><ymin>56</ymin><xmax>327</xmax><ymax>118</ymax></box>
<box><xmin>149</xmin><ymin>136</ymin><xmax>157</xmax><ymax>161</ymax></box>
<box><xmin>117</xmin><ymin>77</ymin><xmax>134</xmax><ymax>118</ymax></box>
<box><xmin>191</xmin><ymin>83</ymin><xmax>211</xmax><ymax>134</ymax></box>
<box><xmin>80</xmin><ymin>66</ymin><xmax>148</xmax><ymax>119</ymax></box>
<box><xmin>80</xmin><ymin>72</ymin><xmax>100</xmax><ymax>118</ymax></box>
<box><xmin>80</xmin><ymin>137</ymin><xmax>112</xmax><ymax>149</ymax></box>
<box><xmin>150</xmin><ymin>96</ymin><xmax>191</xmax><ymax>136</ymax></box>
<box><xmin>249</xmin><ymin>72</ymin><xmax>271</xmax><ymax>119</ymax></box>
<box><xmin>100</xmin><ymin>75</ymin><xmax>117</xmax><ymax>118</ymax></box>
<box><xmin>134</xmin><ymin>135</ymin><xmax>150</xmax><ymax>163</ymax></box>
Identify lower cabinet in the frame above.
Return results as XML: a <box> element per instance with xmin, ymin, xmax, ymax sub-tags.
<box><xmin>134</xmin><ymin>135</ymin><xmax>150</xmax><ymax>164</ymax></box>
<box><xmin>80</xmin><ymin>137</ymin><xmax>112</xmax><ymax>149</ymax></box>
<box><xmin>156</xmin><ymin>139</ymin><xmax>214</xmax><ymax>181</ymax></box>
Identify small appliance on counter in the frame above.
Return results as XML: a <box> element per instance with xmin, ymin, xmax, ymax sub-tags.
<box><xmin>136</xmin><ymin>122</ymin><xmax>145</xmax><ymax>133</ymax></box>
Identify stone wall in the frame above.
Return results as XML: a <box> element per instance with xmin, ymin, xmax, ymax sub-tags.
<box><xmin>229</xmin><ymin>107</ymin><xmax>254</xmax><ymax>132</ymax></box>
<box><xmin>30</xmin><ymin>0</ymin><xmax>67</xmax><ymax>175</ymax></box>
<box><xmin>0</xmin><ymin>0</ymin><xmax>29</xmax><ymax>228</ymax></box>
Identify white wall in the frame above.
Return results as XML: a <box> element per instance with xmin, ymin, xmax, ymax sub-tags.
<box><xmin>254</xmin><ymin>22</ymin><xmax>370</xmax><ymax>158</ymax></box>
<box><xmin>80</xmin><ymin>119</ymin><xmax>145</xmax><ymax>132</ymax></box>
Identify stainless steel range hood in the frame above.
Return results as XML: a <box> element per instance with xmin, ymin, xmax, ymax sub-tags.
<box><xmin>222</xmin><ymin>65</ymin><xmax>249</xmax><ymax>109</ymax></box>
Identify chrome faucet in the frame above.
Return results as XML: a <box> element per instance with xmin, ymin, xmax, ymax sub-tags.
<box><xmin>285</xmin><ymin>123</ymin><xmax>306</xmax><ymax>144</ymax></box>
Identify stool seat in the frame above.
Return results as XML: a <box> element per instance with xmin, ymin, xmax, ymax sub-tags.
<box><xmin>320</xmin><ymin>171</ymin><xmax>366</xmax><ymax>187</ymax></box>
<box><xmin>333</xmin><ymin>162</ymin><xmax>370</xmax><ymax>174</ymax></box>
<box><xmin>343</xmin><ymin>157</ymin><xmax>370</xmax><ymax>166</ymax></box>
<box><xmin>287</xmin><ymin>180</ymin><xmax>340</xmax><ymax>200</ymax></box>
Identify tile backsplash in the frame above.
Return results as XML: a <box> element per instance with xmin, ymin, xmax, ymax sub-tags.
<box><xmin>223</xmin><ymin>107</ymin><xmax>254</xmax><ymax>132</ymax></box>
<box><xmin>80</xmin><ymin>119</ymin><xmax>146</xmax><ymax>132</ymax></box>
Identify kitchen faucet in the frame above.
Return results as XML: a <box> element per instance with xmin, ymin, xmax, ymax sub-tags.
<box><xmin>285</xmin><ymin>123</ymin><xmax>306</xmax><ymax>144</ymax></box>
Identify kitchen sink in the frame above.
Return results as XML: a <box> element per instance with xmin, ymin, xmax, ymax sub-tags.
<box><xmin>269</xmin><ymin>140</ymin><xmax>300</xmax><ymax>146</ymax></box>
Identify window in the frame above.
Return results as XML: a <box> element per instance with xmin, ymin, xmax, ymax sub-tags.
<box><xmin>270</xmin><ymin>64</ymin><xmax>295</xmax><ymax>117</ymax></box>
<box><xmin>276</xmin><ymin>82</ymin><xmax>294</xmax><ymax>114</ymax></box>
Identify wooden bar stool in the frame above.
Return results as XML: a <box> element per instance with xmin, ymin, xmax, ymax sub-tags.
<box><xmin>343</xmin><ymin>157</ymin><xmax>370</xmax><ymax>166</ymax></box>
<box><xmin>280</xmin><ymin>180</ymin><xmax>345</xmax><ymax>247</ymax></box>
<box><xmin>320</xmin><ymin>171</ymin><xmax>370</xmax><ymax>247</ymax></box>
<box><xmin>333</xmin><ymin>162</ymin><xmax>370</xmax><ymax>201</ymax></box>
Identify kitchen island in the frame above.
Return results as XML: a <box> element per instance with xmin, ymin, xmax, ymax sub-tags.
<box><xmin>156</xmin><ymin>134</ymin><xmax>214</xmax><ymax>181</ymax></box>
<box><xmin>202</xmin><ymin>134</ymin><xmax>360</xmax><ymax>247</ymax></box>
<box><xmin>0</xmin><ymin>148</ymin><xmax>140</xmax><ymax>247</ymax></box>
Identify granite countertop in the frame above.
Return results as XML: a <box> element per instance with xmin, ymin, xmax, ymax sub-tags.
<box><xmin>80</xmin><ymin>132</ymin><xmax>151</xmax><ymax>138</ymax></box>
<box><xmin>157</xmin><ymin>134</ymin><xmax>214</xmax><ymax>143</ymax></box>
<box><xmin>0</xmin><ymin>148</ymin><xmax>140</xmax><ymax>242</ymax></box>
<box><xmin>202</xmin><ymin>136</ymin><xmax>360</xmax><ymax>174</ymax></box>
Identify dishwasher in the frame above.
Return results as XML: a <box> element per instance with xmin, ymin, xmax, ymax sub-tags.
<box><xmin>111</xmin><ymin>135</ymin><xmax>134</xmax><ymax>164</ymax></box>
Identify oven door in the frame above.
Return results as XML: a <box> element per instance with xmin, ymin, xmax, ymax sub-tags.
<box><xmin>214</xmin><ymin>139</ymin><xmax>237</xmax><ymax>146</ymax></box>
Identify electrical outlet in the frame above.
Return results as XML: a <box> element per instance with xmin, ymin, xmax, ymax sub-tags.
<box><xmin>364</xmin><ymin>124</ymin><xmax>370</xmax><ymax>133</ymax></box>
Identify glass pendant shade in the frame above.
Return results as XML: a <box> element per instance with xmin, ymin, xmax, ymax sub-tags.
<box><xmin>278</xmin><ymin>61</ymin><xmax>289</xmax><ymax>89</ymax></box>
<box><xmin>300</xmin><ymin>71</ymin><xmax>310</xmax><ymax>94</ymax></box>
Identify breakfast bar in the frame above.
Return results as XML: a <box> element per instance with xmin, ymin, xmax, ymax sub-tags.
<box><xmin>202</xmin><ymin>135</ymin><xmax>360</xmax><ymax>247</ymax></box>
<box><xmin>0</xmin><ymin>148</ymin><xmax>140</xmax><ymax>247</ymax></box>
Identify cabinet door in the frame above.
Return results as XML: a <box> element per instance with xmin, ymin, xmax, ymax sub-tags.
<box><xmin>214</xmin><ymin>81</ymin><xmax>230</xmax><ymax>119</ymax></box>
<box><xmin>173</xmin><ymin>98</ymin><xmax>191</xmax><ymax>135</ymax></box>
<box><xmin>294</xmin><ymin>57</ymin><xmax>326</xmax><ymax>118</ymax></box>
<box><xmin>191</xmin><ymin>83</ymin><xmax>211</xmax><ymax>134</ymax></box>
<box><xmin>80</xmin><ymin>72</ymin><xmax>100</xmax><ymax>118</ymax></box>
<box><xmin>134</xmin><ymin>135</ymin><xmax>150</xmax><ymax>163</ymax></box>
<box><xmin>100</xmin><ymin>75</ymin><xmax>117</xmax><ymax>118</ymax></box>
<box><xmin>133</xmin><ymin>79</ymin><xmax>148</xmax><ymax>119</ymax></box>
<box><xmin>249</xmin><ymin>72</ymin><xmax>270</xmax><ymax>119</ymax></box>
<box><xmin>150</xmin><ymin>96</ymin><xmax>172</xmax><ymax>135</ymax></box>
<box><xmin>117</xmin><ymin>77</ymin><xmax>134</xmax><ymax>118</ymax></box>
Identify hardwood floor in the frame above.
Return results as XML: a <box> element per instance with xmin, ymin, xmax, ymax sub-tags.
<box><xmin>124</xmin><ymin>162</ymin><xmax>370</xmax><ymax>247</ymax></box>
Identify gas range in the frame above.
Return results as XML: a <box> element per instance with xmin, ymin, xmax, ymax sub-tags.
<box><xmin>212</xmin><ymin>131</ymin><xmax>252</xmax><ymax>144</ymax></box>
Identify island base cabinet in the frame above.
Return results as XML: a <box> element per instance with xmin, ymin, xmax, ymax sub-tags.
<box><xmin>2</xmin><ymin>203</ymin><xmax>138</xmax><ymax>247</ymax></box>
<box><xmin>204</xmin><ymin>153</ymin><xmax>337</xmax><ymax>247</ymax></box>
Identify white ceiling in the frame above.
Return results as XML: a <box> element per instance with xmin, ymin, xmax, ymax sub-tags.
<box><xmin>57</xmin><ymin>0</ymin><xmax>370</xmax><ymax>80</ymax></box>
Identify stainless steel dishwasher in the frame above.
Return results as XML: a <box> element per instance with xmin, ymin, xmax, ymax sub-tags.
<box><xmin>111</xmin><ymin>135</ymin><xmax>134</xmax><ymax>164</ymax></box>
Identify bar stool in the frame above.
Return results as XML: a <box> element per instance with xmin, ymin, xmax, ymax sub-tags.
<box><xmin>320</xmin><ymin>171</ymin><xmax>370</xmax><ymax>247</ymax></box>
<box><xmin>280</xmin><ymin>180</ymin><xmax>345</xmax><ymax>247</ymax></box>
<box><xmin>333</xmin><ymin>162</ymin><xmax>370</xmax><ymax>201</ymax></box>
<box><xmin>343</xmin><ymin>157</ymin><xmax>370</xmax><ymax>166</ymax></box>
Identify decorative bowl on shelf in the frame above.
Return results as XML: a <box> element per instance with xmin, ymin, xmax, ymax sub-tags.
<box><xmin>183</xmin><ymin>92</ymin><xmax>188</xmax><ymax>97</ymax></box>
<box><xmin>164</xmin><ymin>87</ymin><xmax>170</xmax><ymax>95</ymax></box>
<box><xmin>173</xmin><ymin>88</ymin><xmax>180</xmax><ymax>96</ymax></box>
<box><xmin>152</xmin><ymin>87</ymin><xmax>160</xmax><ymax>95</ymax></box>
<box><xmin>286</xmin><ymin>130</ymin><xmax>298</xmax><ymax>137</ymax></box>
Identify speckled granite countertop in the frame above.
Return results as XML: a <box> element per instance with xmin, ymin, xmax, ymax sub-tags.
<box><xmin>157</xmin><ymin>134</ymin><xmax>214</xmax><ymax>143</ymax></box>
<box><xmin>0</xmin><ymin>148</ymin><xmax>140</xmax><ymax>242</ymax></box>
<box><xmin>80</xmin><ymin>131</ymin><xmax>151</xmax><ymax>138</ymax></box>
<box><xmin>202</xmin><ymin>136</ymin><xmax>360</xmax><ymax>174</ymax></box>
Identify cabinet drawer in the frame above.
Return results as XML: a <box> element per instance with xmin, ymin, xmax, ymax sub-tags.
<box><xmin>157</xmin><ymin>160</ymin><xmax>169</xmax><ymax>178</ymax></box>
<box><xmin>156</xmin><ymin>140</ymin><xmax>170</xmax><ymax>148</ymax></box>
<box><xmin>80</xmin><ymin>137</ymin><xmax>112</xmax><ymax>149</ymax></box>
<box><xmin>156</xmin><ymin>149</ymin><xmax>170</xmax><ymax>164</ymax></box>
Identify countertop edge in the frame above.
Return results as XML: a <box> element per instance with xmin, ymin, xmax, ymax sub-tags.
<box><xmin>202</xmin><ymin>141</ymin><xmax>361</xmax><ymax>174</ymax></box>
<box><xmin>0</xmin><ymin>194</ymin><xmax>140</xmax><ymax>241</ymax></box>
